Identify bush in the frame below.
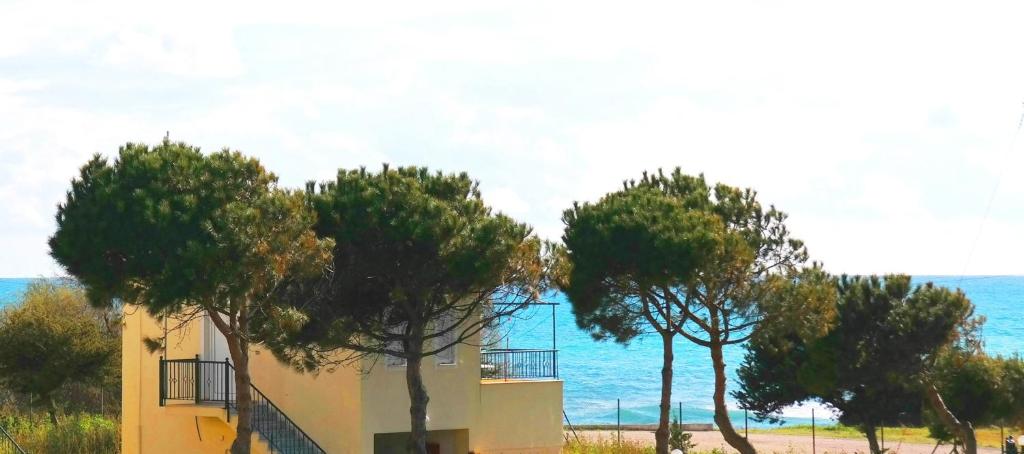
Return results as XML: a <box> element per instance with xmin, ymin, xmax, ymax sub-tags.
<box><xmin>669</xmin><ymin>417</ymin><xmax>695</xmax><ymax>452</ymax></box>
<box><xmin>0</xmin><ymin>413</ymin><xmax>119</xmax><ymax>454</ymax></box>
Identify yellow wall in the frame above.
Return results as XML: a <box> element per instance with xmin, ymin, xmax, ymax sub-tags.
<box><xmin>474</xmin><ymin>380</ymin><xmax>564</xmax><ymax>454</ymax></box>
<box><xmin>122</xmin><ymin>308</ymin><xmax>563</xmax><ymax>454</ymax></box>
<box><xmin>122</xmin><ymin>309</ymin><xmax>238</xmax><ymax>454</ymax></box>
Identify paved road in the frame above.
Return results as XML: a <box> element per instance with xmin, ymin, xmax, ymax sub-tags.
<box><xmin>572</xmin><ymin>430</ymin><xmax>1002</xmax><ymax>454</ymax></box>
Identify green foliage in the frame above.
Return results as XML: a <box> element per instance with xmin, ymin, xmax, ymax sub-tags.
<box><xmin>926</xmin><ymin>352</ymin><xmax>1024</xmax><ymax>439</ymax></box>
<box><xmin>669</xmin><ymin>417</ymin><xmax>695</xmax><ymax>452</ymax></box>
<box><xmin>270</xmin><ymin>165</ymin><xmax>547</xmax><ymax>366</ymax></box>
<box><xmin>1001</xmin><ymin>356</ymin><xmax>1024</xmax><ymax>426</ymax></box>
<box><xmin>49</xmin><ymin>139</ymin><xmax>331</xmax><ymax>318</ymax></box>
<box><xmin>0</xmin><ymin>281</ymin><xmax>118</xmax><ymax>422</ymax></box>
<box><xmin>560</xmin><ymin>183</ymin><xmax>720</xmax><ymax>343</ymax></box>
<box><xmin>736</xmin><ymin>275</ymin><xmax>978</xmax><ymax>438</ymax></box>
<box><xmin>0</xmin><ymin>413</ymin><xmax>119</xmax><ymax>454</ymax></box>
<box><xmin>926</xmin><ymin>349</ymin><xmax>1001</xmax><ymax>441</ymax></box>
<box><xmin>633</xmin><ymin>168</ymin><xmax>817</xmax><ymax>347</ymax></box>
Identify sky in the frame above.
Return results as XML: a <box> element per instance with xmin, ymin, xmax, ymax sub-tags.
<box><xmin>3</xmin><ymin>1</ymin><xmax>1024</xmax><ymax>277</ymax></box>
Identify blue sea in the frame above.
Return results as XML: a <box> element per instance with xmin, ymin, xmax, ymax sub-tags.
<box><xmin>2</xmin><ymin>275</ymin><xmax>1020</xmax><ymax>427</ymax></box>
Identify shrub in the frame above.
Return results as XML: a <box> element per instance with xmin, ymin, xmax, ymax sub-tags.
<box><xmin>669</xmin><ymin>417</ymin><xmax>695</xmax><ymax>452</ymax></box>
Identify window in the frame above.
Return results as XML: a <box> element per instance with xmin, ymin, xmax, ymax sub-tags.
<box><xmin>435</xmin><ymin>312</ymin><xmax>457</xmax><ymax>366</ymax></box>
<box><xmin>385</xmin><ymin>323</ymin><xmax>407</xmax><ymax>368</ymax></box>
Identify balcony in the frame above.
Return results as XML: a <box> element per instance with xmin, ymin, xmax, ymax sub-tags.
<box><xmin>480</xmin><ymin>349</ymin><xmax>558</xmax><ymax>380</ymax></box>
<box><xmin>158</xmin><ymin>356</ymin><xmax>326</xmax><ymax>454</ymax></box>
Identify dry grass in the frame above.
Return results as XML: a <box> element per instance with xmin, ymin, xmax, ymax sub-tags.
<box><xmin>0</xmin><ymin>413</ymin><xmax>119</xmax><ymax>454</ymax></box>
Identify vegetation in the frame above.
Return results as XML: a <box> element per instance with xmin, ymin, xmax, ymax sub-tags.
<box><xmin>265</xmin><ymin>166</ymin><xmax>549</xmax><ymax>454</ymax></box>
<box><xmin>626</xmin><ymin>169</ymin><xmax>833</xmax><ymax>454</ymax></box>
<box><xmin>559</xmin><ymin>182</ymin><xmax>721</xmax><ymax>454</ymax></box>
<box><xmin>749</xmin><ymin>423</ymin><xmax>1015</xmax><ymax>449</ymax></box>
<box><xmin>48</xmin><ymin>140</ymin><xmax>332</xmax><ymax>454</ymax></box>
<box><xmin>927</xmin><ymin>350</ymin><xmax>1024</xmax><ymax>450</ymax></box>
<box><xmin>669</xmin><ymin>417</ymin><xmax>695</xmax><ymax>452</ymax></box>
<box><xmin>36</xmin><ymin>142</ymin><xmax>1018</xmax><ymax>454</ymax></box>
<box><xmin>0</xmin><ymin>281</ymin><xmax>119</xmax><ymax>424</ymax></box>
<box><xmin>736</xmin><ymin>275</ymin><xmax>978</xmax><ymax>454</ymax></box>
<box><xmin>0</xmin><ymin>412</ymin><xmax>119</xmax><ymax>454</ymax></box>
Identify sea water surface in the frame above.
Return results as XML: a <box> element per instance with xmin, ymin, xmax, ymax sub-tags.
<box><xmin>1</xmin><ymin>275</ymin><xmax>1020</xmax><ymax>427</ymax></box>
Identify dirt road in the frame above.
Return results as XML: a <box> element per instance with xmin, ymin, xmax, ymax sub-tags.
<box><xmin>572</xmin><ymin>430</ymin><xmax>1001</xmax><ymax>454</ymax></box>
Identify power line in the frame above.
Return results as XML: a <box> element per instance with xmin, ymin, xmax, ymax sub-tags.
<box><xmin>958</xmin><ymin>102</ymin><xmax>1024</xmax><ymax>286</ymax></box>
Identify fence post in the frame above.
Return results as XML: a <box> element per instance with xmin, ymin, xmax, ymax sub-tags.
<box><xmin>194</xmin><ymin>354</ymin><xmax>201</xmax><ymax>404</ymax></box>
<box><xmin>881</xmin><ymin>425</ymin><xmax>885</xmax><ymax>451</ymax></box>
<box><xmin>678</xmin><ymin>402</ymin><xmax>682</xmax><ymax>423</ymax></box>
<box><xmin>224</xmin><ymin>357</ymin><xmax>231</xmax><ymax>422</ymax></box>
<box><xmin>812</xmin><ymin>408</ymin><xmax>816</xmax><ymax>454</ymax></box>
<box><xmin>1000</xmin><ymin>426</ymin><xmax>1004</xmax><ymax>454</ymax></box>
<box><xmin>617</xmin><ymin>398</ymin><xmax>621</xmax><ymax>446</ymax></box>
<box><xmin>159</xmin><ymin>356</ymin><xmax>165</xmax><ymax>407</ymax></box>
<box><xmin>745</xmin><ymin>409</ymin><xmax>749</xmax><ymax>439</ymax></box>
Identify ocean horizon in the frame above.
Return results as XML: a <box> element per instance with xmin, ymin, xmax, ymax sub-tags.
<box><xmin>2</xmin><ymin>275</ymin><xmax>1020</xmax><ymax>428</ymax></box>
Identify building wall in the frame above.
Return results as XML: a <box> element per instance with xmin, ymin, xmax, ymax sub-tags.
<box><xmin>473</xmin><ymin>380</ymin><xmax>564</xmax><ymax>454</ymax></box>
<box><xmin>246</xmin><ymin>346</ymin><xmax>364</xmax><ymax>454</ymax></box>
<box><xmin>122</xmin><ymin>309</ymin><xmax>239</xmax><ymax>454</ymax></box>
<box><xmin>359</xmin><ymin>335</ymin><xmax>483</xmax><ymax>450</ymax></box>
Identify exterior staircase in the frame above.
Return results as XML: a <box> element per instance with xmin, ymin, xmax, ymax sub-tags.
<box><xmin>0</xmin><ymin>422</ymin><xmax>26</xmax><ymax>454</ymax></box>
<box><xmin>161</xmin><ymin>357</ymin><xmax>326</xmax><ymax>454</ymax></box>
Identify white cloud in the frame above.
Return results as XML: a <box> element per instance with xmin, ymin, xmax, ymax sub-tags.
<box><xmin>102</xmin><ymin>28</ymin><xmax>244</xmax><ymax>78</ymax></box>
<box><xmin>3</xmin><ymin>0</ymin><xmax>1024</xmax><ymax>276</ymax></box>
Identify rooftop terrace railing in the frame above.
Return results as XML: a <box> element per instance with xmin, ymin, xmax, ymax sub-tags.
<box><xmin>480</xmin><ymin>348</ymin><xmax>558</xmax><ymax>380</ymax></box>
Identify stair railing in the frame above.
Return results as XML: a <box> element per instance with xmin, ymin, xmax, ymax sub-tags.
<box><xmin>0</xmin><ymin>422</ymin><xmax>26</xmax><ymax>454</ymax></box>
<box><xmin>159</xmin><ymin>356</ymin><xmax>326</xmax><ymax>454</ymax></box>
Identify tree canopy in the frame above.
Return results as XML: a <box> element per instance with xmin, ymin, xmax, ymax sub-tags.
<box><xmin>266</xmin><ymin>165</ymin><xmax>548</xmax><ymax>454</ymax></box>
<box><xmin>736</xmin><ymin>274</ymin><xmax>977</xmax><ymax>454</ymax></box>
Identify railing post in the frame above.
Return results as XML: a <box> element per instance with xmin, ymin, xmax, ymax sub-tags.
<box><xmin>553</xmin><ymin>350</ymin><xmax>558</xmax><ymax>379</ymax></box>
<box><xmin>159</xmin><ymin>356</ymin><xmax>165</xmax><ymax>407</ymax></box>
<box><xmin>224</xmin><ymin>357</ymin><xmax>230</xmax><ymax>422</ymax></box>
<box><xmin>194</xmin><ymin>354</ymin><xmax>201</xmax><ymax>404</ymax></box>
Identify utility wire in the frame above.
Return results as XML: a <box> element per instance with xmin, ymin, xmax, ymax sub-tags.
<box><xmin>958</xmin><ymin>102</ymin><xmax>1024</xmax><ymax>286</ymax></box>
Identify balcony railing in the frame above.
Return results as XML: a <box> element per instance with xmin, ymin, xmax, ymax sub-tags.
<box><xmin>159</xmin><ymin>356</ymin><xmax>326</xmax><ymax>454</ymax></box>
<box><xmin>480</xmin><ymin>349</ymin><xmax>558</xmax><ymax>380</ymax></box>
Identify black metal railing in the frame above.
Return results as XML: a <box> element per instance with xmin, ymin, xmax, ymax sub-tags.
<box><xmin>0</xmin><ymin>423</ymin><xmax>25</xmax><ymax>454</ymax></box>
<box><xmin>480</xmin><ymin>349</ymin><xmax>558</xmax><ymax>380</ymax></box>
<box><xmin>159</xmin><ymin>356</ymin><xmax>325</xmax><ymax>454</ymax></box>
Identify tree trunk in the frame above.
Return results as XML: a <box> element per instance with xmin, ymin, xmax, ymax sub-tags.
<box><xmin>655</xmin><ymin>330</ymin><xmax>674</xmax><ymax>454</ymax></box>
<box><xmin>924</xmin><ymin>382</ymin><xmax>976</xmax><ymax>454</ymax></box>
<box><xmin>223</xmin><ymin>323</ymin><xmax>253</xmax><ymax>454</ymax></box>
<box><xmin>865</xmin><ymin>424</ymin><xmax>882</xmax><ymax>454</ymax></box>
<box><xmin>405</xmin><ymin>338</ymin><xmax>430</xmax><ymax>454</ymax></box>
<box><xmin>710</xmin><ymin>342</ymin><xmax>756</xmax><ymax>454</ymax></box>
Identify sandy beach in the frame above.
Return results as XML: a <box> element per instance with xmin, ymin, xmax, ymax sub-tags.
<box><xmin>571</xmin><ymin>430</ymin><xmax>1002</xmax><ymax>454</ymax></box>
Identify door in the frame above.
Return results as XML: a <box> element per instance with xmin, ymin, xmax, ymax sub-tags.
<box><xmin>202</xmin><ymin>315</ymin><xmax>230</xmax><ymax>361</ymax></box>
<box><xmin>202</xmin><ymin>315</ymin><xmax>234</xmax><ymax>402</ymax></box>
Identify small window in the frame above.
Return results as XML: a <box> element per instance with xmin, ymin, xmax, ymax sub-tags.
<box><xmin>385</xmin><ymin>323</ymin><xmax>407</xmax><ymax>368</ymax></box>
<box><xmin>435</xmin><ymin>312</ymin><xmax>457</xmax><ymax>366</ymax></box>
